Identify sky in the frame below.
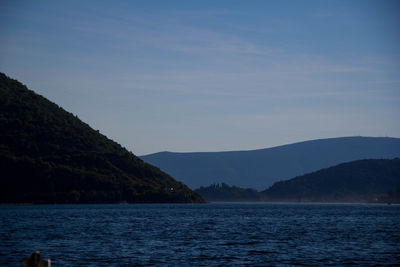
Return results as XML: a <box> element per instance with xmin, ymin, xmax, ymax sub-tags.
<box><xmin>1</xmin><ymin>0</ymin><xmax>399</xmax><ymax>156</ymax></box>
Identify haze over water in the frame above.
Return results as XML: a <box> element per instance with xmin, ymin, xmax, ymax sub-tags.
<box><xmin>1</xmin><ymin>1</ymin><xmax>399</xmax><ymax>265</ymax></box>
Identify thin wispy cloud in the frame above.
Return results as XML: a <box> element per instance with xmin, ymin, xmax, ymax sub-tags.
<box><xmin>0</xmin><ymin>1</ymin><xmax>398</xmax><ymax>155</ymax></box>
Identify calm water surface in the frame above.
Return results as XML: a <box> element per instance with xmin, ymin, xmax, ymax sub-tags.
<box><xmin>0</xmin><ymin>203</ymin><xmax>399</xmax><ymax>266</ymax></box>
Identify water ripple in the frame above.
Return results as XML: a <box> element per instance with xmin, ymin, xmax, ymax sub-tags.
<box><xmin>0</xmin><ymin>203</ymin><xmax>399</xmax><ymax>266</ymax></box>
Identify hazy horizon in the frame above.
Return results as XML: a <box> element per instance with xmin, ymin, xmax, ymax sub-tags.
<box><xmin>1</xmin><ymin>0</ymin><xmax>399</xmax><ymax>155</ymax></box>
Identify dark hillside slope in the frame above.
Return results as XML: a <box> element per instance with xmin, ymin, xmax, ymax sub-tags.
<box><xmin>0</xmin><ymin>73</ymin><xmax>203</xmax><ymax>203</ymax></box>
<box><xmin>141</xmin><ymin>137</ymin><xmax>400</xmax><ymax>190</ymax></box>
<box><xmin>261</xmin><ymin>158</ymin><xmax>400</xmax><ymax>202</ymax></box>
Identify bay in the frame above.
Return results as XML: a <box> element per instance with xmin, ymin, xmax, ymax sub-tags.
<box><xmin>1</xmin><ymin>203</ymin><xmax>399</xmax><ymax>266</ymax></box>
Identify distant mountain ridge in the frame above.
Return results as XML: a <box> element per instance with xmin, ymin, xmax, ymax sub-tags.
<box><xmin>261</xmin><ymin>158</ymin><xmax>400</xmax><ymax>203</ymax></box>
<box><xmin>195</xmin><ymin>159</ymin><xmax>400</xmax><ymax>203</ymax></box>
<box><xmin>141</xmin><ymin>137</ymin><xmax>400</xmax><ymax>190</ymax></box>
<box><xmin>0</xmin><ymin>73</ymin><xmax>204</xmax><ymax>203</ymax></box>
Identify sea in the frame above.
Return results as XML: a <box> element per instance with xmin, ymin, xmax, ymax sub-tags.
<box><xmin>0</xmin><ymin>203</ymin><xmax>399</xmax><ymax>266</ymax></box>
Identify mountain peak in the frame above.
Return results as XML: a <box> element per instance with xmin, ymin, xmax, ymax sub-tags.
<box><xmin>141</xmin><ymin>136</ymin><xmax>400</xmax><ymax>190</ymax></box>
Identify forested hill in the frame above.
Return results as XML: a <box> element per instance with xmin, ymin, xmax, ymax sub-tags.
<box><xmin>0</xmin><ymin>73</ymin><xmax>204</xmax><ymax>203</ymax></box>
<box><xmin>141</xmin><ymin>137</ymin><xmax>400</xmax><ymax>190</ymax></box>
<box><xmin>195</xmin><ymin>183</ymin><xmax>265</xmax><ymax>202</ymax></box>
<box><xmin>261</xmin><ymin>158</ymin><xmax>400</xmax><ymax>203</ymax></box>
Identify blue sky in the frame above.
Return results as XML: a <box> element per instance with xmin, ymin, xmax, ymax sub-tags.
<box><xmin>1</xmin><ymin>0</ymin><xmax>399</xmax><ymax>155</ymax></box>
